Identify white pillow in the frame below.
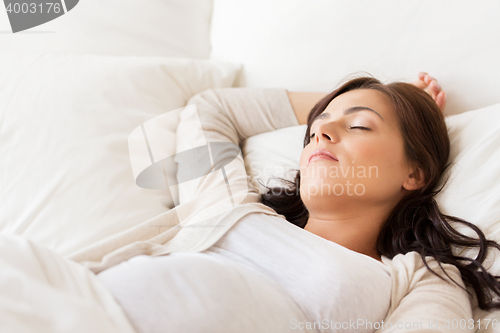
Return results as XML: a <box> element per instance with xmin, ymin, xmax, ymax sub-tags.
<box><xmin>243</xmin><ymin>126</ymin><xmax>305</xmax><ymax>191</ymax></box>
<box><xmin>243</xmin><ymin>103</ymin><xmax>500</xmax><ymax>268</ymax></box>
<box><xmin>0</xmin><ymin>54</ymin><xmax>240</xmax><ymax>257</ymax></box>
<box><xmin>0</xmin><ymin>0</ymin><xmax>212</xmax><ymax>59</ymax></box>
<box><xmin>436</xmin><ymin>104</ymin><xmax>500</xmax><ymax>276</ymax></box>
<box><xmin>210</xmin><ymin>0</ymin><xmax>500</xmax><ymax>115</ymax></box>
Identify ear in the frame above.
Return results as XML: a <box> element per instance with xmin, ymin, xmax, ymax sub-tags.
<box><xmin>402</xmin><ymin>165</ymin><xmax>426</xmax><ymax>191</ymax></box>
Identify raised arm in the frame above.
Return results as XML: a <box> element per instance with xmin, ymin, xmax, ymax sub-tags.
<box><xmin>175</xmin><ymin>88</ymin><xmax>300</xmax><ymax>205</ymax></box>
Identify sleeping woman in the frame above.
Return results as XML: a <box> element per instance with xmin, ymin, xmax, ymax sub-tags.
<box><xmin>95</xmin><ymin>72</ymin><xmax>500</xmax><ymax>333</ymax></box>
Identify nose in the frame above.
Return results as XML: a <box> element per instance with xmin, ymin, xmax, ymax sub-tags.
<box><xmin>315</xmin><ymin>123</ymin><xmax>339</xmax><ymax>144</ymax></box>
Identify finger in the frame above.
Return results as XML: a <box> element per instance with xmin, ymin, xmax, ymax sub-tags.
<box><xmin>424</xmin><ymin>74</ymin><xmax>434</xmax><ymax>85</ymax></box>
<box><xmin>428</xmin><ymin>89</ymin><xmax>438</xmax><ymax>102</ymax></box>
<box><xmin>436</xmin><ymin>91</ymin><xmax>446</xmax><ymax>112</ymax></box>
<box><xmin>430</xmin><ymin>80</ymin><xmax>441</xmax><ymax>94</ymax></box>
<box><xmin>418</xmin><ymin>72</ymin><xmax>427</xmax><ymax>81</ymax></box>
<box><xmin>413</xmin><ymin>79</ymin><xmax>427</xmax><ymax>89</ymax></box>
<box><xmin>432</xmin><ymin>78</ymin><xmax>440</xmax><ymax>89</ymax></box>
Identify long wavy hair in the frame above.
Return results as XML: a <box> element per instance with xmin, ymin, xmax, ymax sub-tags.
<box><xmin>261</xmin><ymin>76</ymin><xmax>500</xmax><ymax>310</ymax></box>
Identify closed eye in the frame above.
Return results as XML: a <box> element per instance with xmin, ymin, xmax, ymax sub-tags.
<box><xmin>309</xmin><ymin>125</ymin><xmax>371</xmax><ymax>139</ymax></box>
<box><xmin>349</xmin><ymin>126</ymin><xmax>371</xmax><ymax>131</ymax></box>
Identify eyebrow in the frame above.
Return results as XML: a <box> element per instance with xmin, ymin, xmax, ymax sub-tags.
<box><xmin>311</xmin><ymin>106</ymin><xmax>385</xmax><ymax>124</ymax></box>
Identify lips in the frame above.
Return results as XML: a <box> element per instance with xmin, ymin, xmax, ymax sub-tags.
<box><xmin>308</xmin><ymin>149</ymin><xmax>339</xmax><ymax>163</ymax></box>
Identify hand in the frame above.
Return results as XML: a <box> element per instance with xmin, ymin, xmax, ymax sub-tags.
<box><xmin>412</xmin><ymin>72</ymin><xmax>446</xmax><ymax>112</ymax></box>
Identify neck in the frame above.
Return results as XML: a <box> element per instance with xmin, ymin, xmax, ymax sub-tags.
<box><xmin>304</xmin><ymin>206</ymin><xmax>389</xmax><ymax>262</ymax></box>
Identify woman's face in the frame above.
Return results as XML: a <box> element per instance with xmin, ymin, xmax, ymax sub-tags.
<box><xmin>299</xmin><ymin>89</ymin><xmax>413</xmax><ymax>214</ymax></box>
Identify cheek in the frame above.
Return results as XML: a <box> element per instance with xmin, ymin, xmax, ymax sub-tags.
<box><xmin>349</xmin><ymin>135</ymin><xmax>404</xmax><ymax>167</ymax></box>
<box><xmin>351</xmin><ymin>138</ymin><xmax>408</xmax><ymax>192</ymax></box>
<box><xmin>377</xmin><ymin>140</ymin><xmax>407</xmax><ymax>175</ymax></box>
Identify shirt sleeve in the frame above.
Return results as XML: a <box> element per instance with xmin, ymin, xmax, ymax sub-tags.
<box><xmin>376</xmin><ymin>252</ymin><xmax>474</xmax><ymax>333</ymax></box>
<box><xmin>174</xmin><ymin>88</ymin><xmax>299</xmax><ymax>206</ymax></box>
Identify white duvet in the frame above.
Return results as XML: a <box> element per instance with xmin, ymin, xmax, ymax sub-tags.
<box><xmin>0</xmin><ymin>234</ymin><xmax>136</xmax><ymax>333</ymax></box>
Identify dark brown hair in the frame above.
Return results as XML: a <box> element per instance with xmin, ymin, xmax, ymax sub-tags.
<box><xmin>261</xmin><ymin>76</ymin><xmax>500</xmax><ymax>310</ymax></box>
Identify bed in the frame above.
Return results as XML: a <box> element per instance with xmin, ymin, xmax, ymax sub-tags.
<box><xmin>0</xmin><ymin>0</ymin><xmax>499</xmax><ymax>332</ymax></box>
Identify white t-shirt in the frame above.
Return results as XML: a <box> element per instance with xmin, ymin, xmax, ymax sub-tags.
<box><xmin>203</xmin><ymin>213</ymin><xmax>392</xmax><ymax>330</ymax></box>
<box><xmin>97</xmin><ymin>212</ymin><xmax>392</xmax><ymax>333</ymax></box>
